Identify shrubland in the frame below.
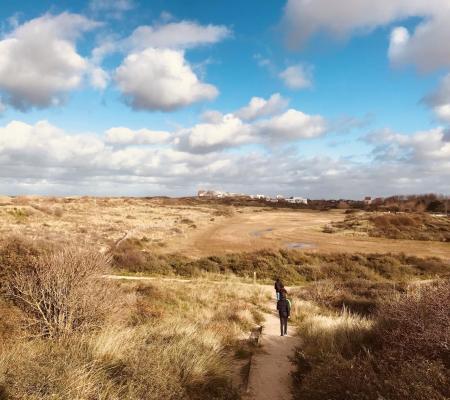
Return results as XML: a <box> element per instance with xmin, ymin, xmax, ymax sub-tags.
<box><xmin>329</xmin><ymin>212</ymin><xmax>450</xmax><ymax>241</ymax></box>
<box><xmin>0</xmin><ymin>236</ymin><xmax>269</xmax><ymax>400</ymax></box>
<box><xmin>112</xmin><ymin>240</ymin><xmax>449</xmax><ymax>285</ymax></box>
<box><xmin>290</xmin><ymin>281</ymin><xmax>449</xmax><ymax>400</ymax></box>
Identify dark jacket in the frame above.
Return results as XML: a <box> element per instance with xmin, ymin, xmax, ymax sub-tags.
<box><xmin>274</xmin><ymin>279</ymin><xmax>283</xmax><ymax>292</ymax></box>
<box><xmin>277</xmin><ymin>298</ymin><xmax>290</xmax><ymax>318</ymax></box>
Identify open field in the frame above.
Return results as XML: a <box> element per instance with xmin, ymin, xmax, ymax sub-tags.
<box><xmin>1</xmin><ymin>196</ymin><xmax>449</xmax><ymax>260</ymax></box>
<box><xmin>169</xmin><ymin>209</ymin><xmax>450</xmax><ymax>259</ymax></box>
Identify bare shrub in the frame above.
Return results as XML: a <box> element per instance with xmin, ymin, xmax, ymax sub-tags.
<box><xmin>6</xmin><ymin>247</ymin><xmax>113</xmax><ymax>337</ymax></box>
<box><xmin>374</xmin><ymin>281</ymin><xmax>450</xmax><ymax>363</ymax></box>
<box><xmin>293</xmin><ymin>281</ymin><xmax>450</xmax><ymax>400</ymax></box>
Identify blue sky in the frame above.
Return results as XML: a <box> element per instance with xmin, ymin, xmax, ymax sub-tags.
<box><xmin>0</xmin><ymin>0</ymin><xmax>449</xmax><ymax>198</ymax></box>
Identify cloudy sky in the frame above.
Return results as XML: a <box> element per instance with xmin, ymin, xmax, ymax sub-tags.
<box><xmin>0</xmin><ymin>0</ymin><xmax>449</xmax><ymax>198</ymax></box>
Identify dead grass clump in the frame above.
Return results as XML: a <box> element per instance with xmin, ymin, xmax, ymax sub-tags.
<box><xmin>5</xmin><ymin>247</ymin><xmax>114</xmax><ymax>337</ymax></box>
<box><xmin>292</xmin><ymin>281</ymin><xmax>450</xmax><ymax>400</ymax></box>
<box><xmin>7</xmin><ymin>207</ymin><xmax>33</xmax><ymax>223</ymax></box>
<box><xmin>295</xmin><ymin>301</ymin><xmax>373</xmax><ymax>359</ymax></box>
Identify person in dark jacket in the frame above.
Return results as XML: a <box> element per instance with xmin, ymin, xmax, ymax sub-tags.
<box><xmin>274</xmin><ymin>278</ymin><xmax>284</xmax><ymax>300</ymax></box>
<box><xmin>277</xmin><ymin>289</ymin><xmax>290</xmax><ymax>336</ymax></box>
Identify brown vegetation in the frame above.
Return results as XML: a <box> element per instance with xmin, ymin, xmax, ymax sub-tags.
<box><xmin>0</xmin><ymin>236</ymin><xmax>268</xmax><ymax>400</ymax></box>
<box><xmin>329</xmin><ymin>212</ymin><xmax>450</xmax><ymax>241</ymax></box>
<box><xmin>112</xmin><ymin>242</ymin><xmax>449</xmax><ymax>285</ymax></box>
<box><xmin>291</xmin><ymin>281</ymin><xmax>450</xmax><ymax>400</ymax></box>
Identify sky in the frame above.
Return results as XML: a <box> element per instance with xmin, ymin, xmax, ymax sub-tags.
<box><xmin>0</xmin><ymin>0</ymin><xmax>449</xmax><ymax>199</ymax></box>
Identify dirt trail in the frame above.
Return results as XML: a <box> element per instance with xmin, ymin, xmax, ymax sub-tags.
<box><xmin>246</xmin><ymin>306</ymin><xmax>300</xmax><ymax>400</ymax></box>
<box><xmin>107</xmin><ymin>275</ymin><xmax>301</xmax><ymax>398</ymax></box>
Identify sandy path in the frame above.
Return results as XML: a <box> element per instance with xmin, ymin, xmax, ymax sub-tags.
<box><xmin>246</xmin><ymin>306</ymin><xmax>300</xmax><ymax>400</ymax></box>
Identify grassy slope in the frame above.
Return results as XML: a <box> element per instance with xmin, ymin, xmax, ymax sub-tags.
<box><xmin>329</xmin><ymin>212</ymin><xmax>450</xmax><ymax>241</ymax></box>
<box><xmin>0</xmin><ymin>238</ymin><xmax>270</xmax><ymax>400</ymax></box>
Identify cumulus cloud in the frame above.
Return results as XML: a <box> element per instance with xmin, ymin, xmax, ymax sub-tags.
<box><xmin>127</xmin><ymin>21</ymin><xmax>230</xmax><ymax>51</ymax></box>
<box><xmin>255</xmin><ymin>109</ymin><xmax>327</xmax><ymax>141</ymax></box>
<box><xmin>176</xmin><ymin>95</ymin><xmax>327</xmax><ymax>152</ymax></box>
<box><xmin>105</xmin><ymin>127</ymin><xmax>170</xmax><ymax>145</ymax></box>
<box><xmin>423</xmin><ymin>73</ymin><xmax>450</xmax><ymax>123</ymax></box>
<box><xmin>0</xmin><ymin>119</ymin><xmax>449</xmax><ymax>197</ymax></box>
<box><xmin>282</xmin><ymin>0</ymin><xmax>448</xmax><ymax>49</ymax></box>
<box><xmin>279</xmin><ymin>64</ymin><xmax>312</xmax><ymax>90</ymax></box>
<box><xmin>235</xmin><ymin>93</ymin><xmax>289</xmax><ymax>121</ymax></box>
<box><xmin>115</xmin><ymin>48</ymin><xmax>218</xmax><ymax>111</ymax></box>
<box><xmin>389</xmin><ymin>16</ymin><xmax>450</xmax><ymax>72</ymax></box>
<box><xmin>0</xmin><ymin>13</ymin><xmax>99</xmax><ymax>110</ymax></box>
<box><xmin>175</xmin><ymin>114</ymin><xmax>253</xmax><ymax>153</ymax></box>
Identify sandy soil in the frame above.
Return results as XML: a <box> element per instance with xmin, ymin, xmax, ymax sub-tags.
<box><xmin>165</xmin><ymin>209</ymin><xmax>450</xmax><ymax>259</ymax></box>
<box><xmin>246</xmin><ymin>305</ymin><xmax>300</xmax><ymax>400</ymax></box>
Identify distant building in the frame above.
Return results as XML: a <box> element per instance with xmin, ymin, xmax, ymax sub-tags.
<box><xmin>286</xmin><ymin>197</ymin><xmax>308</xmax><ymax>204</ymax></box>
<box><xmin>363</xmin><ymin>196</ymin><xmax>372</xmax><ymax>205</ymax></box>
<box><xmin>276</xmin><ymin>194</ymin><xmax>285</xmax><ymax>200</ymax></box>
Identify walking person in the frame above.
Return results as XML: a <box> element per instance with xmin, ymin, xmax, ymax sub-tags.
<box><xmin>277</xmin><ymin>289</ymin><xmax>290</xmax><ymax>336</ymax></box>
<box><xmin>274</xmin><ymin>277</ymin><xmax>284</xmax><ymax>300</ymax></box>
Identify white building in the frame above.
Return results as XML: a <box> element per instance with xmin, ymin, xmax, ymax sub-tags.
<box><xmin>286</xmin><ymin>197</ymin><xmax>308</xmax><ymax>204</ymax></box>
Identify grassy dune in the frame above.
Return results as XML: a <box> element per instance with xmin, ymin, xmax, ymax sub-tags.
<box><xmin>0</xmin><ymin>237</ymin><xmax>269</xmax><ymax>400</ymax></box>
<box><xmin>328</xmin><ymin>211</ymin><xmax>450</xmax><ymax>241</ymax></box>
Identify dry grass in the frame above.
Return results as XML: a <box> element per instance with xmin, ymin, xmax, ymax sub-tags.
<box><xmin>0</xmin><ymin>196</ymin><xmax>234</xmax><ymax>253</ymax></box>
<box><xmin>111</xmin><ymin>245</ymin><xmax>450</xmax><ymax>286</ymax></box>
<box><xmin>0</xmin><ymin>237</ymin><xmax>270</xmax><ymax>400</ymax></box>
<box><xmin>329</xmin><ymin>211</ymin><xmax>450</xmax><ymax>241</ymax></box>
<box><xmin>5</xmin><ymin>247</ymin><xmax>114</xmax><ymax>337</ymax></box>
<box><xmin>291</xmin><ymin>281</ymin><xmax>450</xmax><ymax>400</ymax></box>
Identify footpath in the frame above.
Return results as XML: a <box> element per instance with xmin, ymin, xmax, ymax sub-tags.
<box><xmin>245</xmin><ymin>306</ymin><xmax>300</xmax><ymax>400</ymax></box>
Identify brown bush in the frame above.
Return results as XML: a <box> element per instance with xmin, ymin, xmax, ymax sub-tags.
<box><xmin>5</xmin><ymin>247</ymin><xmax>114</xmax><ymax>337</ymax></box>
<box><xmin>374</xmin><ymin>281</ymin><xmax>450</xmax><ymax>364</ymax></box>
<box><xmin>293</xmin><ymin>281</ymin><xmax>450</xmax><ymax>400</ymax></box>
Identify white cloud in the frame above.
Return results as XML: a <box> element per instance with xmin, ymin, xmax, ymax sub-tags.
<box><xmin>423</xmin><ymin>73</ymin><xmax>450</xmax><ymax>122</ymax></box>
<box><xmin>389</xmin><ymin>16</ymin><xmax>450</xmax><ymax>72</ymax></box>
<box><xmin>279</xmin><ymin>64</ymin><xmax>312</xmax><ymax>90</ymax></box>
<box><xmin>235</xmin><ymin>93</ymin><xmax>289</xmax><ymax>121</ymax></box>
<box><xmin>127</xmin><ymin>21</ymin><xmax>230</xmax><ymax>51</ymax></box>
<box><xmin>0</xmin><ymin>119</ymin><xmax>449</xmax><ymax>197</ymax></box>
<box><xmin>176</xmin><ymin>96</ymin><xmax>326</xmax><ymax>152</ymax></box>
<box><xmin>105</xmin><ymin>127</ymin><xmax>170</xmax><ymax>145</ymax></box>
<box><xmin>201</xmin><ymin>110</ymin><xmax>224</xmax><ymax>123</ymax></box>
<box><xmin>89</xmin><ymin>66</ymin><xmax>109</xmax><ymax>89</ymax></box>
<box><xmin>115</xmin><ymin>48</ymin><xmax>218</xmax><ymax>111</ymax></box>
<box><xmin>175</xmin><ymin>113</ymin><xmax>253</xmax><ymax>153</ymax></box>
<box><xmin>282</xmin><ymin>0</ymin><xmax>449</xmax><ymax>49</ymax></box>
<box><xmin>368</xmin><ymin>128</ymin><xmax>450</xmax><ymax>168</ymax></box>
<box><xmin>0</xmin><ymin>13</ymin><xmax>99</xmax><ymax>110</ymax></box>
<box><xmin>92</xmin><ymin>20</ymin><xmax>231</xmax><ymax>65</ymax></box>
<box><xmin>255</xmin><ymin>109</ymin><xmax>327</xmax><ymax>141</ymax></box>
